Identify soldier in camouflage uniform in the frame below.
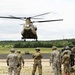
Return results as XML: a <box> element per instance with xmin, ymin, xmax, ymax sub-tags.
<box><xmin>71</xmin><ymin>47</ymin><xmax>75</xmax><ymax>66</ymax></box>
<box><xmin>50</xmin><ymin>46</ymin><xmax>61</xmax><ymax>75</ymax></box>
<box><xmin>32</xmin><ymin>48</ymin><xmax>42</xmax><ymax>75</ymax></box>
<box><xmin>61</xmin><ymin>46</ymin><xmax>75</xmax><ymax>72</ymax></box>
<box><xmin>62</xmin><ymin>52</ymin><xmax>70</xmax><ymax>75</ymax></box>
<box><xmin>61</xmin><ymin>46</ymin><xmax>71</xmax><ymax>57</ymax></box>
<box><xmin>16</xmin><ymin>50</ymin><xmax>24</xmax><ymax>75</ymax></box>
<box><xmin>6</xmin><ymin>48</ymin><xmax>19</xmax><ymax>75</ymax></box>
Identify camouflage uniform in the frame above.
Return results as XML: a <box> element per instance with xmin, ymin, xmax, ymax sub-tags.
<box><xmin>71</xmin><ymin>47</ymin><xmax>75</xmax><ymax>66</ymax></box>
<box><xmin>61</xmin><ymin>46</ymin><xmax>75</xmax><ymax>72</ymax></box>
<box><xmin>61</xmin><ymin>46</ymin><xmax>71</xmax><ymax>57</ymax></box>
<box><xmin>6</xmin><ymin>48</ymin><xmax>19</xmax><ymax>75</ymax></box>
<box><xmin>32</xmin><ymin>48</ymin><xmax>42</xmax><ymax>75</ymax></box>
<box><xmin>16</xmin><ymin>50</ymin><xmax>24</xmax><ymax>75</ymax></box>
<box><xmin>50</xmin><ymin>46</ymin><xmax>61</xmax><ymax>75</ymax></box>
<box><xmin>61</xmin><ymin>50</ymin><xmax>71</xmax><ymax>57</ymax></box>
<box><xmin>62</xmin><ymin>52</ymin><xmax>70</xmax><ymax>75</ymax></box>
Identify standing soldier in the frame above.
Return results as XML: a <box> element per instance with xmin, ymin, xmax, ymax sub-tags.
<box><xmin>50</xmin><ymin>46</ymin><xmax>61</xmax><ymax>75</ymax></box>
<box><xmin>61</xmin><ymin>46</ymin><xmax>71</xmax><ymax>57</ymax></box>
<box><xmin>6</xmin><ymin>48</ymin><xmax>19</xmax><ymax>75</ymax></box>
<box><xmin>61</xmin><ymin>46</ymin><xmax>74</xmax><ymax>72</ymax></box>
<box><xmin>16</xmin><ymin>50</ymin><xmax>24</xmax><ymax>75</ymax></box>
<box><xmin>32</xmin><ymin>48</ymin><xmax>42</xmax><ymax>75</ymax></box>
<box><xmin>62</xmin><ymin>52</ymin><xmax>70</xmax><ymax>75</ymax></box>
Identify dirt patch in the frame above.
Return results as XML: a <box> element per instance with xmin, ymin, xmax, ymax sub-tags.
<box><xmin>0</xmin><ymin>59</ymin><xmax>54</xmax><ymax>75</ymax></box>
<box><xmin>0</xmin><ymin>59</ymin><xmax>74</xmax><ymax>75</ymax></box>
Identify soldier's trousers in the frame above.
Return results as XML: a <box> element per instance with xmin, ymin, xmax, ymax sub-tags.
<box><xmin>63</xmin><ymin>64</ymin><xmax>70</xmax><ymax>74</ymax></box>
<box><xmin>17</xmin><ymin>66</ymin><xmax>21</xmax><ymax>75</ymax></box>
<box><xmin>8</xmin><ymin>67</ymin><xmax>17</xmax><ymax>75</ymax></box>
<box><xmin>32</xmin><ymin>60</ymin><xmax>42</xmax><ymax>75</ymax></box>
<box><xmin>52</xmin><ymin>62</ymin><xmax>61</xmax><ymax>75</ymax></box>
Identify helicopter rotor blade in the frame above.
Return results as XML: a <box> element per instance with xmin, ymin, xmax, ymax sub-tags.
<box><xmin>0</xmin><ymin>16</ymin><xmax>22</xmax><ymax>19</ymax></box>
<box><xmin>9</xmin><ymin>15</ymin><xmax>25</xmax><ymax>20</ymax></box>
<box><xmin>30</xmin><ymin>17</ymin><xmax>44</xmax><ymax>19</ymax></box>
<box><xmin>0</xmin><ymin>15</ymin><xmax>27</xmax><ymax>20</ymax></box>
<box><xmin>23</xmin><ymin>12</ymin><xmax>51</xmax><ymax>19</ymax></box>
<box><xmin>0</xmin><ymin>12</ymin><xmax>51</xmax><ymax>20</ymax></box>
<box><xmin>32</xmin><ymin>19</ymin><xmax>63</xmax><ymax>23</ymax></box>
<box><xmin>31</xmin><ymin>12</ymin><xmax>51</xmax><ymax>18</ymax></box>
<box><xmin>0</xmin><ymin>16</ymin><xmax>43</xmax><ymax>20</ymax></box>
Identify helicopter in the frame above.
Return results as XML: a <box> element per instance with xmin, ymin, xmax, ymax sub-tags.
<box><xmin>0</xmin><ymin>12</ymin><xmax>63</xmax><ymax>41</ymax></box>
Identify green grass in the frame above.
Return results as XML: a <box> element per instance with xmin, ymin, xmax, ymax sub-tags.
<box><xmin>0</xmin><ymin>46</ymin><xmax>61</xmax><ymax>54</ymax></box>
<box><xmin>0</xmin><ymin>47</ymin><xmax>51</xmax><ymax>54</ymax></box>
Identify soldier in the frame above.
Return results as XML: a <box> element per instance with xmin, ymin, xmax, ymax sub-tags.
<box><xmin>70</xmin><ymin>47</ymin><xmax>75</xmax><ymax>72</ymax></box>
<box><xmin>71</xmin><ymin>47</ymin><xmax>75</xmax><ymax>55</ymax></box>
<box><xmin>71</xmin><ymin>47</ymin><xmax>75</xmax><ymax>66</ymax></box>
<box><xmin>50</xmin><ymin>46</ymin><xmax>61</xmax><ymax>75</ymax></box>
<box><xmin>6</xmin><ymin>48</ymin><xmax>19</xmax><ymax>75</ymax></box>
<box><xmin>62</xmin><ymin>52</ymin><xmax>70</xmax><ymax>75</ymax></box>
<box><xmin>61</xmin><ymin>46</ymin><xmax>74</xmax><ymax>72</ymax></box>
<box><xmin>32</xmin><ymin>48</ymin><xmax>42</xmax><ymax>75</ymax></box>
<box><xmin>61</xmin><ymin>46</ymin><xmax>71</xmax><ymax>57</ymax></box>
<box><xmin>16</xmin><ymin>50</ymin><xmax>24</xmax><ymax>75</ymax></box>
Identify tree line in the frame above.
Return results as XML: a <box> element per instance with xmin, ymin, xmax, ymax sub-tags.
<box><xmin>0</xmin><ymin>39</ymin><xmax>75</xmax><ymax>48</ymax></box>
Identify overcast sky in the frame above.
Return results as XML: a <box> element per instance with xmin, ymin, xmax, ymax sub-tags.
<box><xmin>0</xmin><ymin>0</ymin><xmax>75</xmax><ymax>41</ymax></box>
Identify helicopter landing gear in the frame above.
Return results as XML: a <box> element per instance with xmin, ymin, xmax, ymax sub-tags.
<box><xmin>21</xmin><ymin>36</ymin><xmax>24</xmax><ymax>39</ymax></box>
<box><xmin>21</xmin><ymin>37</ymin><xmax>26</xmax><ymax>41</ymax></box>
<box><xmin>24</xmin><ymin>39</ymin><xmax>26</xmax><ymax>41</ymax></box>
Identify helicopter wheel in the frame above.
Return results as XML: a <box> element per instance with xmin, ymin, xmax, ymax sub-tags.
<box><xmin>24</xmin><ymin>39</ymin><xmax>26</xmax><ymax>41</ymax></box>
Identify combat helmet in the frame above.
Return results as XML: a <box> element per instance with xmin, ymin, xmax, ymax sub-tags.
<box><xmin>17</xmin><ymin>50</ymin><xmax>21</xmax><ymax>53</ymax></box>
<box><xmin>65</xmin><ymin>46</ymin><xmax>70</xmax><ymax>50</ymax></box>
<box><xmin>35</xmin><ymin>47</ymin><xmax>40</xmax><ymax>51</ymax></box>
<box><xmin>10</xmin><ymin>48</ymin><xmax>15</xmax><ymax>52</ymax></box>
<box><xmin>52</xmin><ymin>46</ymin><xmax>57</xmax><ymax>50</ymax></box>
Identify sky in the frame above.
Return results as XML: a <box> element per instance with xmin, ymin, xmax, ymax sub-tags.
<box><xmin>0</xmin><ymin>0</ymin><xmax>75</xmax><ymax>41</ymax></box>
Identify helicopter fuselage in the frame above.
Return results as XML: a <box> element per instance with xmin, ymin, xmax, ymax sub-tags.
<box><xmin>21</xmin><ymin>24</ymin><xmax>37</xmax><ymax>40</ymax></box>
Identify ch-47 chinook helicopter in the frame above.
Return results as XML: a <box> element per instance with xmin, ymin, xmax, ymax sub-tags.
<box><xmin>0</xmin><ymin>12</ymin><xmax>63</xmax><ymax>41</ymax></box>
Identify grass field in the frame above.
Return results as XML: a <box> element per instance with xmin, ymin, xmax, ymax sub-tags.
<box><xmin>0</xmin><ymin>47</ymin><xmax>51</xmax><ymax>54</ymax></box>
<box><xmin>0</xmin><ymin>46</ymin><xmax>61</xmax><ymax>54</ymax></box>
